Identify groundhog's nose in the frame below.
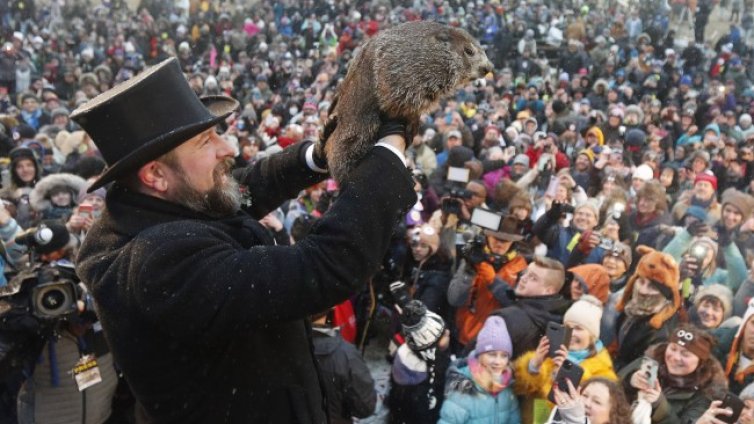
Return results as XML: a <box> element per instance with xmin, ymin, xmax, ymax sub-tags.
<box><xmin>479</xmin><ymin>62</ymin><xmax>493</xmax><ymax>76</ymax></box>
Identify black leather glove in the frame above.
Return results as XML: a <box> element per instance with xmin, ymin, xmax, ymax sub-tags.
<box><xmin>687</xmin><ymin>220</ymin><xmax>709</xmax><ymax>237</ymax></box>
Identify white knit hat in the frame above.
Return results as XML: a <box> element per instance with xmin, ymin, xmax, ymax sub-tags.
<box><xmin>633</xmin><ymin>164</ymin><xmax>654</xmax><ymax>182</ymax></box>
<box><xmin>563</xmin><ymin>295</ymin><xmax>603</xmax><ymax>340</ymax></box>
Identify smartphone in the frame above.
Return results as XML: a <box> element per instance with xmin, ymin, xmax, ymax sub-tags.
<box><xmin>547</xmin><ymin>360</ymin><xmax>584</xmax><ymax>403</ymax></box>
<box><xmin>545</xmin><ymin>322</ymin><xmax>572</xmax><ymax>358</ymax></box>
<box><xmin>717</xmin><ymin>393</ymin><xmax>745</xmax><ymax>424</ymax></box>
<box><xmin>640</xmin><ymin>356</ymin><xmax>659</xmax><ymax>388</ymax></box>
<box><xmin>78</xmin><ymin>204</ymin><xmax>93</xmax><ymax>220</ymax></box>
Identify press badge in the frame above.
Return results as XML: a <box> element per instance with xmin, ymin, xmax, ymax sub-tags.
<box><xmin>73</xmin><ymin>355</ymin><xmax>102</xmax><ymax>391</ymax></box>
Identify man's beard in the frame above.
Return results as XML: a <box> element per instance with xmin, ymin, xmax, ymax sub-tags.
<box><xmin>168</xmin><ymin>158</ymin><xmax>241</xmax><ymax>218</ymax></box>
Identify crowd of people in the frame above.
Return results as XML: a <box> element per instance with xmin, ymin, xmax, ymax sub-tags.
<box><xmin>4</xmin><ymin>0</ymin><xmax>754</xmax><ymax>422</ymax></box>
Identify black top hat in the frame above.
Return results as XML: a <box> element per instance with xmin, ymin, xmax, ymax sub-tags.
<box><xmin>70</xmin><ymin>58</ymin><xmax>239</xmax><ymax>192</ymax></box>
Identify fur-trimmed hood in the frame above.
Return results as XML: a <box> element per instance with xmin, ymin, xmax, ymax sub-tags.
<box><xmin>29</xmin><ymin>173</ymin><xmax>87</xmax><ymax>212</ymax></box>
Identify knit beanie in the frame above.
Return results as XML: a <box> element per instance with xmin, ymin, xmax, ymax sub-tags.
<box><xmin>401</xmin><ymin>300</ymin><xmax>445</xmax><ymax>352</ymax></box>
<box><xmin>616</xmin><ymin>245</ymin><xmax>681</xmax><ymax>329</ymax></box>
<box><xmin>564</xmin><ymin>295</ymin><xmax>604</xmax><ymax>340</ymax></box>
<box><xmin>569</xmin><ymin>264</ymin><xmax>610</xmax><ymax>304</ymax></box>
<box><xmin>694</xmin><ymin>171</ymin><xmax>718</xmax><ymax>190</ymax></box>
<box><xmin>633</xmin><ymin>164</ymin><xmax>654</xmax><ymax>182</ymax></box>
<box><xmin>408</xmin><ymin>224</ymin><xmax>440</xmax><ymax>254</ymax></box>
<box><xmin>722</xmin><ymin>188</ymin><xmax>754</xmax><ymax>220</ymax></box>
<box><xmin>578</xmin><ymin>149</ymin><xmax>595</xmax><ymax>163</ymax></box>
<box><xmin>475</xmin><ymin>316</ymin><xmax>513</xmax><ymax>357</ymax></box>
<box><xmin>625</xmin><ymin>128</ymin><xmax>646</xmax><ymax>147</ymax></box>
<box><xmin>693</xmin><ymin>284</ymin><xmax>733</xmax><ymax>321</ymax></box>
<box><xmin>684</xmin><ymin>205</ymin><xmax>709</xmax><ymax>222</ymax></box>
<box><xmin>669</xmin><ymin>325</ymin><xmax>712</xmax><ymax>360</ymax></box>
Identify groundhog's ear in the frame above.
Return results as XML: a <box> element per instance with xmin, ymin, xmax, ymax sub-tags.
<box><xmin>434</xmin><ymin>32</ymin><xmax>450</xmax><ymax>43</ymax></box>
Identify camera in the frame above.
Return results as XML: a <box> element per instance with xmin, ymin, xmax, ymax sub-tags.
<box><xmin>442</xmin><ymin>167</ymin><xmax>472</xmax><ymax>216</ymax></box>
<box><xmin>598</xmin><ymin>236</ymin><xmax>615</xmax><ymax>251</ymax></box>
<box><xmin>5</xmin><ymin>265</ymin><xmax>81</xmax><ymax>320</ymax></box>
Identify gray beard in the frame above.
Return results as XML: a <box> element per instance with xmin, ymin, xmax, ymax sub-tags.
<box><xmin>168</xmin><ymin>158</ymin><xmax>241</xmax><ymax>218</ymax></box>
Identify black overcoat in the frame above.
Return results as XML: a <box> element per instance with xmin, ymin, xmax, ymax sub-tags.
<box><xmin>76</xmin><ymin>144</ymin><xmax>415</xmax><ymax>423</ymax></box>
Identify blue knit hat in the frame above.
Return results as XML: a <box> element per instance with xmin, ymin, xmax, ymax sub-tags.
<box><xmin>684</xmin><ymin>205</ymin><xmax>708</xmax><ymax>222</ymax></box>
<box><xmin>475</xmin><ymin>316</ymin><xmax>512</xmax><ymax>357</ymax></box>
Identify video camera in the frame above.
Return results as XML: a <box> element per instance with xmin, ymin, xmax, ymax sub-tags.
<box><xmin>442</xmin><ymin>166</ymin><xmax>472</xmax><ymax>216</ymax></box>
<box><xmin>460</xmin><ymin>209</ymin><xmax>509</xmax><ymax>269</ymax></box>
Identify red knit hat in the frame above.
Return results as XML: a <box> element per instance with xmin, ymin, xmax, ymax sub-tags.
<box><xmin>694</xmin><ymin>171</ymin><xmax>718</xmax><ymax>190</ymax></box>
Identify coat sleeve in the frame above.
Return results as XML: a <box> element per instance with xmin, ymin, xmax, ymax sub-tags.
<box><xmin>661</xmin><ymin>229</ymin><xmax>692</xmax><ymax>262</ymax></box>
<box><xmin>447</xmin><ymin>262</ymin><xmax>476</xmax><ymax>308</ymax></box>
<box><xmin>513</xmin><ymin>351</ymin><xmax>554</xmax><ymax>398</ymax></box>
<box><xmin>130</xmin><ymin>147</ymin><xmax>416</xmax><ymax>341</ymax></box>
<box><xmin>342</xmin><ymin>343</ymin><xmax>377</xmax><ymax>418</ymax></box>
<box><xmin>722</xmin><ymin>242</ymin><xmax>747</xmax><ymax>293</ymax></box>
<box><xmin>233</xmin><ymin>141</ymin><xmax>329</xmax><ymax>219</ymax></box>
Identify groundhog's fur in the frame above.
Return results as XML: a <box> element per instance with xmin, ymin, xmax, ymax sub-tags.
<box><xmin>321</xmin><ymin>21</ymin><xmax>492</xmax><ymax>182</ymax></box>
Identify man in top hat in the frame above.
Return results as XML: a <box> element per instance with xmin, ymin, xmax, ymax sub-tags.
<box><xmin>72</xmin><ymin>58</ymin><xmax>415</xmax><ymax>422</ymax></box>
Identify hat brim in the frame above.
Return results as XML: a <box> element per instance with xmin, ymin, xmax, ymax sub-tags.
<box><xmin>87</xmin><ymin>95</ymin><xmax>238</xmax><ymax>192</ymax></box>
<box><xmin>483</xmin><ymin>229</ymin><xmax>523</xmax><ymax>242</ymax></box>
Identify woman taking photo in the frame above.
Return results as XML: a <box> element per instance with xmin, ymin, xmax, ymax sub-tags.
<box><xmin>547</xmin><ymin>377</ymin><xmax>632</xmax><ymax>424</ymax></box>
<box><xmin>620</xmin><ymin>324</ymin><xmax>728</xmax><ymax>424</ymax></box>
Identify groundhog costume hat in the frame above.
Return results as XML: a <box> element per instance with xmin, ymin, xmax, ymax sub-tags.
<box><xmin>70</xmin><ymin>57</ymin><xmax>239</xmax><ymax>192</ymax></box>
<box><xmin>616</xmin><ymin>245</ymin><xmax>681</xmax><ymax>329</ymax></box>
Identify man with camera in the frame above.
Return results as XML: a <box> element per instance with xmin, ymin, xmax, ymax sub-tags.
<box><xmin>532</xmin><ymin>199</ymin><xmax>604</xmax><ymax>265</ymax></box>
<box><xmin>447</xmin><ymin>214</ymin><xmax>527</xmax><ymax>349</ymax></box>
<box><xmin>2</xmin><ymin>221</ymin><xmax>119</xmax><ymax>423</ymax></box>
<box><xmin>71</xmin><ymin>59</ymin><xmax>416</xmax><ymax>422</ymax></box>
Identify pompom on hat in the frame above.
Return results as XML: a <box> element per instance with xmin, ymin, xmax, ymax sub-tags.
<box><xmin>400</xmin><ymin>300</ymin><xmax>445</xmax><ymax>352</ymax></box>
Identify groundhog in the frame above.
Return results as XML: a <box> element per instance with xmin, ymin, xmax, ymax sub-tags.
<box><xmin>320</xmin><ymin>21</ymin><xmax>493</xmax><ymax>182</ymax></box>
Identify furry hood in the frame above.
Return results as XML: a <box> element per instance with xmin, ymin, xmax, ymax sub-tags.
<box><xmin>29</xmin><ymin>173</ymin><xmax>87</xmax><ymax>212</ymax></box>
<box><xmin>444</xmin><ymin>358</ymin><xmax>479</xmax><ymax>396</ymax></box>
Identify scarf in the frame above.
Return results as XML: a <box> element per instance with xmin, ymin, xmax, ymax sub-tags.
<box><xmin>468</xmin><ymin>354</ymin><xmax>512</xmax><ymax>395</ymax></box>
<box><xmin>691</xmin><ymin>195</ymin><xmax>713</xmax><ymax>209</ymax></box>
<box><xmin>659</xmin><ymin>364</ymin><xmax>705</xmax><ymax>391</ymax></box>
<box><xmin>568</xmin><ymin>340</ymin><xmax>604</xmax><ymax>365</ymax></box>
<box><xmin>624</xmin><ymin>292</ymin><xmax>670</xmax><ymax>317</ymax></box>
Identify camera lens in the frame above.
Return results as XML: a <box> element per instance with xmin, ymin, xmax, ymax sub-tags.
<box><xmin>40</xmin><ymin>289</ymin><xmax>66</xmax><ymax>312</ymax></box>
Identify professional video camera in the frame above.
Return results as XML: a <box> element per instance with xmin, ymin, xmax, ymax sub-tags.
<box><xmin>441</xmin><ymin>166</ymin><xmax>473</xmax><ymax>216</ymax></box>
<box><xmin>460</xmin><ymin>209</ymin><xmax>511</xmax><ymax>269</ymax></box>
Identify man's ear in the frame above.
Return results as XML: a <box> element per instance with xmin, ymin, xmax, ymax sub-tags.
<box><xmin>137</xmin><ymin>161</ymin><xmax>170</xmax><ymax>194</ymax></box>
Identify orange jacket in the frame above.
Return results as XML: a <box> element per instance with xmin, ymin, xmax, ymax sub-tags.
<box><xmin>456</xmin><ymin>255</ymin><xmax>527</xmax><ymax>345</ymax></box>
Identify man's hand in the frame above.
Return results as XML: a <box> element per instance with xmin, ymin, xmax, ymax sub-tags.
<box><xmin>259</xmin><ymin>213</ymin><xmax>283</xmax><ymax>232</ymax></box>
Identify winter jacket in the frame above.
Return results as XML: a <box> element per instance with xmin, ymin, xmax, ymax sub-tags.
<box><xmin>627</xmin><ymin>211</ymin><xmax>673</xmax><ymax>255</ymax></box>
<box><xmin>449</xmin><ymin>256</ymin><xmax>527</xmax><ymax>346</ymax></box>
<box><xmin>614</xmin><ymin>312</ymin><xmax>678</xmax><ymax>370</ymax></box>
<box><xmin>490</xmin><ymin>293</ymin><xmax>571</xmax><ymax>360</ymax></box>
<box><xmin>388</xmin><ymin>344</ymin><xmax>451</xmax><ymax>424</ymax></box>
<box><xmin>16</xmin><ymin>328</ymin><xmax>118</xmax><ymax>424</ymax></box>
<box><xmin>533</xmin><ymin>212</ymin><xmax>605</xmax><ymax>265</ymax></box>
<box><xmin>514</xmin><ymin>347</ymin><xmax>617</xmax><ymax>399</ymax></box>
<box><xmin>312</xmin><ymin>326</ymin><xmax>376</xmax><ymax>423</ymax></box>
<box><xmin>406</xmin><ymin>254</ymin><xmax>453</xmax><ymax>322</ymax></box>
<box><xmin>712</xmin><ymin>315</ymin><xmax>754</xmax><ymax>394</ymax></box>
<box><xmin>662</xmin><ymin>229</ymin><xmax>748</xmax><ymax>292</ymax></box>
<box><xmin>439</xmin><ymin>358</ymin><xmax>521</xmax><ymax>424</ymax></box>
<box><xmin>75</xmin><ymin>144</ymin><xmax>416</xmax><ymax>423</ymax></box>
<box><xmin>620</xmin><ymin>344</ymin><xmax>727</xmax><ymax>424</ymax></box>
